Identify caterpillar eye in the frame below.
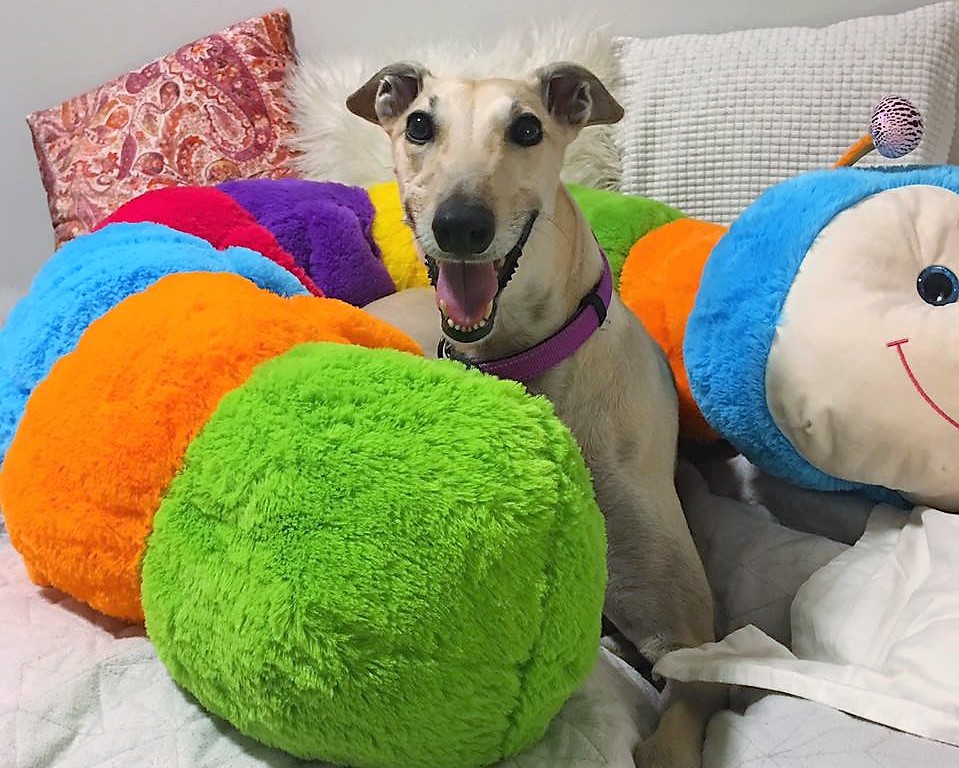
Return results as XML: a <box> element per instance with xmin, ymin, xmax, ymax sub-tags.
<box><xmin>917</xmin><ymin>265</ymin><xmax>959</xmax><ymax>306</ymax></box>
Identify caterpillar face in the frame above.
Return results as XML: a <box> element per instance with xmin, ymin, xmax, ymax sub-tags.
<box><xmin>766</xmin><ymin>184</ymin><xmax>959</xmax><ymax>510</ymax></box>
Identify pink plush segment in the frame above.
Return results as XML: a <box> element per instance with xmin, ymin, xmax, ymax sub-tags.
<box><xmin>95</xmin><ymin>186</ymin><xmax>323</xmax><ymax>296</ymax></box>
<box><xmin>26</xmin><ymin>10</ymin><xmax>301</xmax><ymax>246</ymax></box>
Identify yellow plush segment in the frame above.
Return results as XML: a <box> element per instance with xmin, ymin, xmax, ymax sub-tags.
<box><xmin>369</xmin><ymin>182</ymin><xmax>430</xmax><ymax>290</ymax></box>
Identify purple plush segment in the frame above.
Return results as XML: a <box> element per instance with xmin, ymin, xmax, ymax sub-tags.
<box><xmin>218</xmin><ymin>179</ymin><xmax>396</xmax><ymax>307</ymax></box>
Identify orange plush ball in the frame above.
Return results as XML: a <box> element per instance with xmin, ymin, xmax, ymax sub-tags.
<box><xmin>620</xmin><ymin>218</ymin><xmax>727</xmax><ymax>444</ymax></box>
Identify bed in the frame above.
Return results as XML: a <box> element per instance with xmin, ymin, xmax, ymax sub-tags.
<box><xmin>3</xmin><ymin>3</ymin><xmax>959</xmax><ymax>767</ymax></box>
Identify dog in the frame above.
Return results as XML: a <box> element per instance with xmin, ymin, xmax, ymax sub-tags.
<box><xmin>348</xmin><ymin>61</ymin><xmax>723</xmax><ymax>768</ymax></box>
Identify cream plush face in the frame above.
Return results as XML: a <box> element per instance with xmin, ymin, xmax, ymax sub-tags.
<box><xmin>766</xmin><ymin>184</ymin><xmax>959</xmax><ymax>510</ymax></box>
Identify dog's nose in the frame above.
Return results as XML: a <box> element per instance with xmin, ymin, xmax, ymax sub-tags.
<box><xmin>432</xmin><ymin>196</ymin><xmax>495</xmax><ymax>255</ymax></box>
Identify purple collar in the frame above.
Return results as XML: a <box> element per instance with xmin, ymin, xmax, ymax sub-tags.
<box><xmin>437</xmin><ymin>249</ymin><xmax>613</xmax><ymax>384</ymax></box>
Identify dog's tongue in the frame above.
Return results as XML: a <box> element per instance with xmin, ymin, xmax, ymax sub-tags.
<box><xmin>435</xmin><ymin>261</ymin><xmax>498</xmax><ymax>327</ymax></box>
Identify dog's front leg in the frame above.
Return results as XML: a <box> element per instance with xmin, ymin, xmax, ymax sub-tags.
<box><xmin>591</xmin><ymin>469</ymin><xmax>725</xmax><ymax>768</ymax></box>
<box><xmin>593</xmin><ymin>469</ymin><xmax>713</xmax><ymax>657</ymax></box>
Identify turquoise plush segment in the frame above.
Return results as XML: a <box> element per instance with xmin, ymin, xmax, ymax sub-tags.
<box><xmin>0</xmin><ymin>222</ymin><xmax>308</xmax><ymax>461</ymax></box>
<box><xmin>685</xmin><ymin>166</ymin><xmax>959</xmax><ymax>503</ymax></box>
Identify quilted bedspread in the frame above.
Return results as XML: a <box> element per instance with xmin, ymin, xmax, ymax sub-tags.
<box><xmin>2</xmin><ymin>453</ymin><xmax>958</xmax><ymax>767</ymax></box>
<box><xmin>0</xmin><ymin>513</ymin><xmax>657</xmax><ymax>768</ymax></box>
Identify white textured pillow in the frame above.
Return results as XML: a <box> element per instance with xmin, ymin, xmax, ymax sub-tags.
<box><xmin>616</xmin><ymin>2</ymin><xmax>959</xmax><ymax>224</ymax></box>
<box><xmin>287</xmin><ymin>19</ymin><xmax>622</xmax><ymax>190</ymax></box>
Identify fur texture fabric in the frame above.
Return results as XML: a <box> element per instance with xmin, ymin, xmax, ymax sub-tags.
<box><xmin>219</xmin><ymin>178</ymin><xmax>396</xmax><ymax>306</ymax></box>
<box><xmin>684</xmin><ymin>165</ymin><xmax>959</xmax><ymax>503</ymax></box>
<box><xmin>286</xmin><ymin>19</ymin><xmax>623</xmax><ymax>190</ymax></box>
<box><xmin>367</xmin><ymin>181</ymin><xmax>430</xmax><ymax>292</ymax></box>
<box><xmin>141</xmin><ymin>341</ymin><xmax>607</xmax><ymax>768</ymax></box>
<box><xmin>0</xmin><ymin>272</ymin><xmax>420</xmax><ymax>621</ymax></box>
<box><xmin>0</xmin><ymin>222</ymin><xmax>308</xmax><ymax>462</ymax></box>
<box><xmin>96</xmin><ymin>186</ymin><xmax>323</xmax><ymax>296</ymax></box>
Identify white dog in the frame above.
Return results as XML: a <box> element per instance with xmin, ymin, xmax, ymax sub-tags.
<box><xmin>350</xmin><ymin>61</ymin><xmax>722</xmax><ymax>768</ymax></box>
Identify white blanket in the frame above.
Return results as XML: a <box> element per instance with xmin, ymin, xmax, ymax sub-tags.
<box><xmin>660</xmin><ymin>504</ymin><xmax>959</xmax><ymax>747</ymax></box>
<box><xmin>706</xmin><ymin>690</ymin><xmax>959</xmax><ymax>768</ymax></box>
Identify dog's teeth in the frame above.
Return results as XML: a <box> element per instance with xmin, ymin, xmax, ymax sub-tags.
<box><xmin>446</xmin><ymin>317</ymin><xmax>491</xmax><ymax>334</ymax></box>
<box><xmin>484</xmin><ymin>302</ymin><xmax>493</xmax><ymax>319</ymax></box>
<box><xmin>439</xmin><ymin>299</ymin><xmax>447</xmax><ymax>313</ymax></box>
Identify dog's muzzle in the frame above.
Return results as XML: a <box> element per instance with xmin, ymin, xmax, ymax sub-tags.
<box><xmin>426</xmin><ymin>211</ymin><xmax>538</xmax><ymax>344</ymax></box>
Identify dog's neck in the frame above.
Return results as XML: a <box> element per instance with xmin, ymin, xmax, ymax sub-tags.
<box><xmin>450</xmin><ymin>185</ymin><xmax>604</xmax><ymax>363</ymax></box>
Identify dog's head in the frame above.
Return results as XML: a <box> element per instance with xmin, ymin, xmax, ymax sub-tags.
<box><xmin>347</xmin><ymin>62</ymin><xmax>622</xmax><ymax>343</ymax></box>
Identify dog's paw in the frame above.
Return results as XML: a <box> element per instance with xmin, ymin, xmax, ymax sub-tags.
<box><xmin>633</xmin><ymin>731</ymin><xmax>703</xmax><ymax>768</ymax></box>
<box><xmin>632</xmin><ymin>681</ymin><xmax>722</xmax><ymax>768</ymax></box>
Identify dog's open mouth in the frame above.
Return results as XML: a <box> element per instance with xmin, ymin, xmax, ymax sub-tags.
<box><xmin>435</xmin><ymin>258</ymin><xmax>506</xmax><ymax>343</ymax></box>
<box><xmin>429</xmin><ymin>210</ymin><xmax>538</xmax><ymax>344</ymax></box>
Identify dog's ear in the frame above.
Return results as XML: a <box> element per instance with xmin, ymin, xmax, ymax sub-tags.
<box><xmin>346</xmin><ymin>62</ymin><xmax>429</xmax><ymax>126</ymax></box>
<box><xmin>535</xmin><ymin>62</ymin><xmax>623</xmax><ymax>127</ymax></box>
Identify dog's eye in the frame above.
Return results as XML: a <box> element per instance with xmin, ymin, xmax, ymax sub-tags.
<box><xmin>508</xmin><ymin>114</ymin><xmax>543</xmax><ymax>147</ymax></box>
<box><xmin>917</xmin><ymin>265</ymin><xmax>959</xmax><ymax>306</ymax></box>
<box><xmin>405</xmin><ymin>111</ymin><xmax>435</xmax><ymax>144</ymax></box>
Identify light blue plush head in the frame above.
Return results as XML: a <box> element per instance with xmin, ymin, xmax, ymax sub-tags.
<box><xmin>685</xmin><ymin>165</ymin><xmax>959</xmax><ymax>511</ymax></box>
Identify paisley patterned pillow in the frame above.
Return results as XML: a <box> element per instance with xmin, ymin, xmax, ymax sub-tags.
<box><xmin>27</xmin><ymin>10</ymin><xmax>301</xmax><ymax>246</ymax></box>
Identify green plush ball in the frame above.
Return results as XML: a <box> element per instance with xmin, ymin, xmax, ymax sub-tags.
<box><xmin>568</xmin><ymin>183</ymin><xmax>685</xmax><ymax>286</ymax></box>
<box><xmin>141</xmin><ymin>342</ymin><xmax>607</xmax><ymax>768</ymax></box>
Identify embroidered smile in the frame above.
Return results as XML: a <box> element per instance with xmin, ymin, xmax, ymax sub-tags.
<box><xmin>887</xmin><ymin>338</ymin><xmax>959</xmax><ymax>431</ymax></box>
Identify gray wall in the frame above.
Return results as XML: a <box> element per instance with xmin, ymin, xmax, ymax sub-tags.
<box><xmin>0</xmin><ymin>0</ymin><xmax>939</xmax><ymax>292</ymax></box>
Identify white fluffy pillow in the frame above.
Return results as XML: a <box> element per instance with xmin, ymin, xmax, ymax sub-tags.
<box><xmin>286</xmin><ymin>19</ymin><xmax>622</xmax><ymax>190</ymax></box>
<box><xmin>615</xmin><ymin>1</ymin><xmax>959</xmax><ymax>224</ymax></box>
